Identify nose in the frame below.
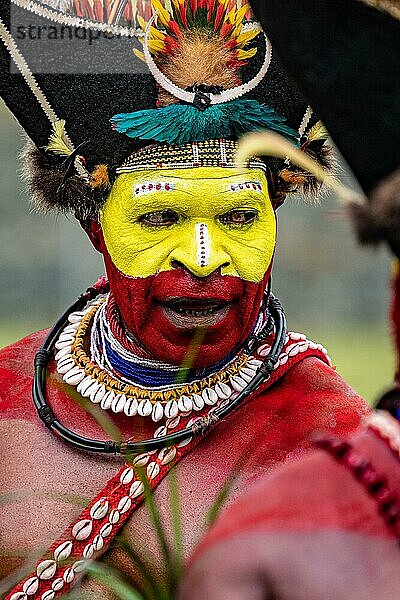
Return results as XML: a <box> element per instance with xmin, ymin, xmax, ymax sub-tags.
<box><xmin>168</xmin><ymin>222</ymin><xmax>231</xmax><ymax>278</ymax></box>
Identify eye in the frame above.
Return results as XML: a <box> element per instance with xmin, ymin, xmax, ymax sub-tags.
<box><xmin>139</xmin><ymin>210</ymin><xmax>179</xmax><ymax>227</ymax></box>
<box><xmin>218</xmin><ymin>209</ymin><xmax>258</xmax><ymax>227</ymax></box>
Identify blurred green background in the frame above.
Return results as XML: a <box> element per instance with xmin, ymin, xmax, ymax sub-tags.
<box><xmin>0</xmin><ymin>103</ymin><xmax>394</xmax><ymax>405</ymax></box>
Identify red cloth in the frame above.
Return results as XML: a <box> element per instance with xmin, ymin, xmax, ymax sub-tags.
<box><xmin>193</xmin><ymin>427</ymin><xmax>400</xmax><ymax>563</ymax></box>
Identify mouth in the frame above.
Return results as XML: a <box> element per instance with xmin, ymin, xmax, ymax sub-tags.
<box><xmin>158</xmin><ymin>297</ymin><xmax>232</xmax><ymax>328</ymax></box>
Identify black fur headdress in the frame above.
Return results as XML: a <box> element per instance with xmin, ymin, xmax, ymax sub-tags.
<box><xmin>0</xmin><ymin>0</ymin><xmax>331</xmax><ymax>219</ymax></box>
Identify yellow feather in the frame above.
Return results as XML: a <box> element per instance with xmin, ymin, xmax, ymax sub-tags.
<box><xmin>234</xmin><ymin>4</ymin><xmax>248</xmax><ymax>26</ymax></box>
<box><xmin>151</xmin><ymin>0</ymin><xmax>172</xmax><ymax>26</ymax></box>
<box><xmin>235</xmin><ymin>28</ymin><xmax>259</xmax><ymax>48</ymax></box>
<box><xmin>137</xmin><ymin>14</ymin><xmax>147</xmax><ymax>30</ymax></box>
<box><xmin>46</xmin><ymin>119</ymin><xmax>72</xmax><ymax>157</ymax></box>
<box><xmin>150</xmin><ymin>27</ymin><xmax>166</xmax><ymax>40</ymax></box>
<box><xmin>148</xmin><ymin>38</ymin><xmax>166</xmax><ymax>53</ymax></box>
<box><xmin>306</xmin><ymin>121</ymin><xmax>329</xmax><ymax>142</ymax></box>
<box><xmin>236</xmin><ymin>47</ymin><xmax>257</xmax><ymax>60</ymax></box>
<box><xmin>226</xmin><ymin>8</ymin><xmax>236</xmax><ymax>23</ymax></box>
<box><xmin>133</xmin><ymin>48</ymin><xmax>145</xmax><ymax>61</ymax></box>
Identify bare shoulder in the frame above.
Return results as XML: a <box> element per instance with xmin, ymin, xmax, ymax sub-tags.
<box><xmin>263</xmin><ymin>356</ymin><xmax>371</xmax><ymax>438</ymax></box>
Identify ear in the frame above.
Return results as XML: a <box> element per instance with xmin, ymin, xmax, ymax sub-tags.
<box><xmin>80</xmin><ymin>219</ymin><xmax>105</xmax><ymax>254</ymax></box>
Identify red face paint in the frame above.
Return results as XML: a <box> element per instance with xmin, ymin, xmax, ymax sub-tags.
<box><xmin>102</xmin><ymin>245</ymin><xmax>271</xmax><ymax>368</ymax></box>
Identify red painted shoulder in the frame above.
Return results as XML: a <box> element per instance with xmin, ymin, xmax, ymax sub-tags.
<box><xmin>0</xmin><ymin>330</ymin><xmax>48</xmax><ymax>420</ymax></box>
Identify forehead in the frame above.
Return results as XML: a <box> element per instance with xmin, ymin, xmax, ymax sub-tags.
<box><xmin>112</xmin><ymin>167</ymin><xmax>268</xmax><ymax>197</ymax></box>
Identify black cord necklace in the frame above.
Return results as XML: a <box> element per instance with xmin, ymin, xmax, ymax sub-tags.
<box><xmin>33</xmin><ymin>286</ymin><xmax>287</xmax><ymax>456</ymax></box>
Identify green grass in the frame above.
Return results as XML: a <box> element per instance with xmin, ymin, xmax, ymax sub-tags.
<box><xmin>296</xmin><ymin>325</ymin><xmax>394</xmax><ymax>406</ymax></box>
<box><xmin>0</xmin><ymin>323</ymin><xmax>394</xmax><ymax>407</ymax></box>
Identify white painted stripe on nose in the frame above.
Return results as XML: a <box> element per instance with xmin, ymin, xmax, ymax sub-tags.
<box><xmin>195</xmin><ymin>222</ymin><xmax>210</xmax><ymax>267</ymax></box>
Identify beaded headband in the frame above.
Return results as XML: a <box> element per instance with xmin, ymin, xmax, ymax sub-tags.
<box><xmin>116</xmin><ymin>139</ymin><xmax>266</xmax><ymax>175</ymax></box>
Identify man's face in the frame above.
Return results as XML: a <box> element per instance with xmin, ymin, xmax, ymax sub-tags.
<box><xmin>98</xmin><ymin>167</ymin><xmax>276</xmax><ymax>367</ymax></box>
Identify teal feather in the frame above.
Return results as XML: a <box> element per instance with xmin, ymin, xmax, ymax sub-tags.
<box><xmin>111</xmin><ymin>99</ymin><xmax>299</xmax><ymax>147</ymax></box>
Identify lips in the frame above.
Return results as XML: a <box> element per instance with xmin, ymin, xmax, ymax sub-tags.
<box><xmin>159</xmin><ymin>297</ymin><xmax>231</xmax><ymax>328</ymax></box>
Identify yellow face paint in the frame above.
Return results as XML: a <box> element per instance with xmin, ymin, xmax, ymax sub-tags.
<box><xmin>99</xmin><ymin>167</ymin><xmax>276</xmax><ymax>283</ymax></box>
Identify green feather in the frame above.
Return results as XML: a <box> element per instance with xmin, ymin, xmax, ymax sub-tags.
<box><xmin>111</xmin><ymin>99</ymin><xmax>299</xmax><ymax>146</ymax></box>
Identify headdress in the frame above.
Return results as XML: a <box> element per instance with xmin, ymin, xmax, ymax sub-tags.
<box><xmin>0</xmin><ymin>0</ymin><xmax>332</xmax><ymax>220</ymax></box>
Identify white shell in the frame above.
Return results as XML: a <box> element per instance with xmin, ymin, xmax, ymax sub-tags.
<box><xmin>289</xmin><ymin>331</ymin><xmax>302</xmax><ymax>342</ymax></box>
<box><xmin>257</xmin><ymin>344</ymin><xmax>271</xmax><ymax>356</ymax></box>
<box><xmin>54</xmin><ymin>339</ymin><xmax>72</xmax><ymax>351</ymax></box>
<box><xmin>154</xmin><ymin>425</ymin><xmax>167</xmax><ymax>437</ymax></box>
<box><xmin>247</xmin><ymin>358</ymin><xmax>262</xmax><ymax>369</ymax></box>
<box><xmin>56</xmin><ymin>358</ymin><xmax>76</xmax><ymax>375</ymax></box>
<box><xmin>279</xmin><ymin>354</ymin><xmax>288</xmax><ymax>365</ymax></box>
<box><xmin>120</xmin><ymin>467</ymin><xmax>134</xmax><ymax>485</ymax></box>
<box><xmin>54</xmin><ymin>540</ymin><xmax>72</xmax><ymax>561</ymax></box>
<box><xmin>152</xmin><ymin>402</ymin><xmax>164</xmax><ymax>422</ymax></box>
<box><xmin>92</xmin><ymin>535</ymin><xmax>104</xmax><ymax>552</ymax></box>
<box><xmin>189</xmin><ymin>393</ymin><xmax>203</xmax><ymax>410</ymax></box>
<box><xmin>132</xmin><ymin>453</ymin><xmax>150</xmax><ymax>467</ymax></box>
<box><xmin>230</xmin><ymin>375</ymin><xmax>247</xmax><ymax>392</ymax></box>
<box><xmin>51</xmin><ymin>578</ymin><xmax>64</xmax><ymax>591</ymax></box>
<box><xmin>23</xmin><ymin>577</ymin><xmax>39</xmax><ymax>595</ymax></box>
<box><xmin>37</xmin><ymin>559</ymin><xmax>57</xmax><ymax>580</ymax></box>
<box><xmin>57</xmin><ymin>333</ymin><xmax>75</xmax><ymax>345</ymax></box>
<box><xmin>177</xmin><ymin>436</ymin><xmax>192</xmax><ymax>448</ymax></box>
<box><xmin>117</xmin><ymin>496</ymin><xmax>132</xmax><ymax>514</ymax></box>
<box><xmin>76</xmin><ymin>376</ymin><xmax>95</xmax><ymax>396</ymax></box>
<box><xmin>138</xmin><ymin>398</ymin><xmax>152</xmax><ymax>417</ymax></box>
<box><xmin>91</xmin><ymin>384</ymin><xmax>106</xmax><ymax>404</ymax></box>
<box><xmin>288</xmin><ymin>345</ymin><xmax>300</xmax><ymax>357</ymax></box>
<box><xmin>63</xmin><ymin>367</ymin><xmax>85</xmax><ymax>386</ymax></box>
<box><xmin>158</xmin><ymin>446</ymin><xmax>176</xmax><ymax>465</ymax></box>
<box><xmin>108</xmin><ymin>509</ymin><xmax>120</xmax><ymax>524</ymax></box>
<box><xmin>202</xmin><ymin>387</ymin><xmax>218</xmax><ymax>405</ymax></box>
<box><xmin>238</xmin><ymin>369</ymin><xmax>253</xmax><ymax>383</ymax></box>
<box><xmin>83</xmin><ymin>544</ymin><xmax>94</xmax><ymax>559</ymax></box>
<box><xmin>90</xmin><ymin>498</ymin><xmax>109</xmax><ymax>520</ymax></box>
<box><xmin>10</xmin><ymin>593</ymin><xmax>27</xmax><ymax>600</ymax></box>
<box><xmin>63</xmin><ymin>568</ymin><xmax>75</xmax><ymax>583</ymax></box>
<box><xmin>83</xmin><ymin>380</ymin><xmax>100</xmax><ymax>398</ymax></box>
<box><xmin>100</xmin><ymin>390</ymin><xmax>115</xmax><ymax>410</ymax></box>
<box><xmin>129</xmin><ymin>480</ymin><xmax>145</xmax><ymax>498</ymax></box>
<box><xmin>177</xmin><ymin>395</ymin><xmax>192</xmax><ymax>413</ymax></box>
<box><xmin>100</xmin><ymin>522</ymin><xmax>113</xmax><ymax>538</ymax></box>
<box><xmin>167</xmin><ymin>416</ymin><xmax>180</xmax><ymax>429</ymax></box>
<box><xmin>146</xmin><ymin>461</ymin><xmax>160</xmax><ymax>480</ymax></box>
<box><xmin>164</xmin><ymin>400</ymin><xmax>178</xmax><ymax>419</ymax></box>
<box><xmin>55</xmin><ymin>347</ymin><xmax>72</xmax><ymax>361</ymax></box>
<box><xmin>214</xmin><ymin>382</ymin><xmax>231</xmax><ymax>400</ymax></box>
<box><xmin>111</xmin><ymin>394</ymin><xmax>127</xmax><ymax>413</ymax></box>
<box><xmin>68</xmin><ymin>311</ymin><xmax>85</xmax><ymax>323</ymax></box>
<box><xmin>308</xmin><ymin>341</ymin><xmax>318</xmax><ymax>350</ymax></box>
<box><xmin>298</xmin><ymin>342</ymin><xmax>309</xmax><ymax>352</ymax></box>
<box><xmin>241</xmin><ymin>367</ymin><xmax>257</xmax><ymax>379</ymax></box>
<box><xmin>41</xmin><ymin>591</ymin><xmax>55</xmax><ymax>600</ymax></box>
<box><xmin>72</xmin><ymin>518</ymin><xmax>93</xmax><ymax>541</ymax></box>
<box><xmin>124</xmin><ymin>397</ymin><xmax>138</xmax><ymax>417</ymax></box>
<box><xmin>72</xmin><ymin>560</ymin><xmax>87</xmax><ymax>573</ymax></box>
<box><xmin>62</xmin><ymin>323</ymin><xmax>79</xmax><ymax>334</ymax></box>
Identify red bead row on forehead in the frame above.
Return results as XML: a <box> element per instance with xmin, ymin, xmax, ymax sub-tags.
<box><xmin>133</xmin><ymin>182</ymin><xmax>174</xmax><ymax>195</ymax></box>
<box><xmin>230</xmin><ymin>182</ymin><xmax>263</xmax><ymax>192</ymax></box>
